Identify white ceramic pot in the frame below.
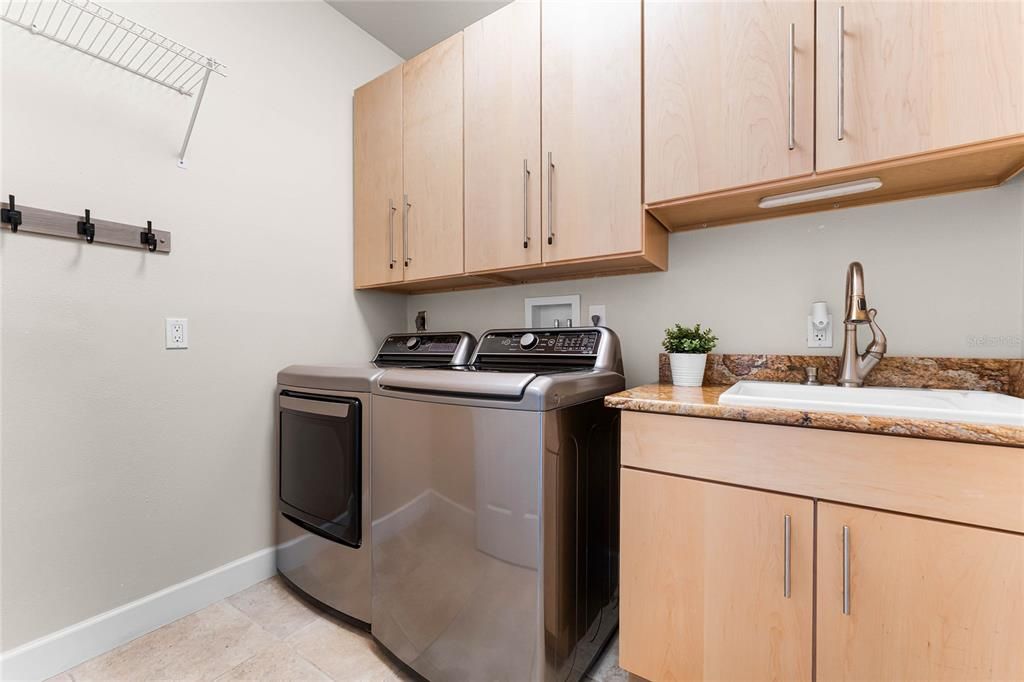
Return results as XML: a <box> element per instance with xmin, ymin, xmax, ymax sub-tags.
<box><xmin>668</xmin><ymin>353</ymin><xmax>707</xmax><ymax>387</ymax></box>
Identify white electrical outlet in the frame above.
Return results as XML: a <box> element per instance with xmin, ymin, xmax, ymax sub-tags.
<box><xmin>807</xmin><ymin>314</ymin><xmax>833</xmax><ymax>348</ymax></box>
<box><xmin>588</xmin><ymin>304</ymin><xmax>607</xmax><ymax>327</ymax></box>
<box><xmin>165</xmin><ymin>318</ymin><xmax>188</xmax><ymax>349</ymax></box>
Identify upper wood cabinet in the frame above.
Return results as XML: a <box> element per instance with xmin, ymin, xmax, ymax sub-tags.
<box><xmin>354</xmin><ymin>0</ymin><xmax>666</xmax><ymax>292</ymax></box>
<box><xmin>353</xmin><ymin>65</ymin><xmax>403</xmax><ymax>288</ymax></box>
<box><xmin>817</xmin><ymin>503</ymin><xmax>1024</xmax><ymax>681</ymax></box>
<box><xmin>621</xmin><ymin>469</ymin><xmax>814</xmax><ymax>682</ymax></box>
<box><xmin>541</xmin><ymin>0</ymin><xmax>644</xmax><ymax>264</ymax></box>
<box><xmin>644</xmin><ymin>0</ymin><xmax>815</xmax><ymax>203</ymax></box>
<box><xmin>816</xmin><ymin>0</ymin><xmax>1024</xmax><ymax>172</ymax></box>
<box><xmin>402</xmin><ymin>33</ymin><xmax>464</xmax><ymax>282</ymax></box>
<box><xmin>464</xmin><ymin>0</ymin><xmax>541</xmax><ymax>273</ymax></box>
<box><xmin>645</xmin><ymin>0</ymin><xmax>1024</xmax><ymax>232</ymax></box>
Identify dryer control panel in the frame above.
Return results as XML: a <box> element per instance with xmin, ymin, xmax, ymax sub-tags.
<box><xmin>378</xmin><ymin>334</ymin><xmax>465</xmax><ymax>355</ymax></box>
<box><xmin>373</xmin><ymin>332</ymin><xmax>476</xmax><ymax>366</ymax></box>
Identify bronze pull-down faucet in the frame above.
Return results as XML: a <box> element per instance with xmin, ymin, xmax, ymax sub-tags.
<box><xmin>838</xmin><ymin>261</ymin><xmax>887</xmax><ymax>387</ymax></box>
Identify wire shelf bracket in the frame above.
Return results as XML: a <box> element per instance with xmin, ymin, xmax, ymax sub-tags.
<box><xmin>1</xmin><ymin>0</ymin><xmax>227</xmax><ymax>168</ymax></box>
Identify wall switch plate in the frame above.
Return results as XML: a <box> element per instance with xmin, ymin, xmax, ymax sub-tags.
<box><xmin>588</xmin><ymin>305</ymin><xmax>607</xmax><ymax>327</ymax></box>
<box><xmin>165</xmin><ymin>318</ymin><xmax>188</xmax><ymax>349</ymax></box>
<box><xmin>807</xmin><ymin>314</ymin><xmax>833</xmax><ymax>348</ymax></box>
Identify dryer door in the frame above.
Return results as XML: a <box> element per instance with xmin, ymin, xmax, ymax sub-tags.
<box><xmin>278</xmin><ymin>391</ymin><xmax>362</xmax><ymax>547</ymax></box>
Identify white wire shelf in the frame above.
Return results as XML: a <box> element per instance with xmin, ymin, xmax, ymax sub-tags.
<box><xmin>1</xmin><ymin>0</ymin><xmax>227</xmax><ymax>165</ymax></box>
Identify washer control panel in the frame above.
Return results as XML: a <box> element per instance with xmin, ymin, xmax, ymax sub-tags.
<box><xmin>477</xmin><ymin>330</ymin><xmax>601</xmax><ymax>356</ymax></box>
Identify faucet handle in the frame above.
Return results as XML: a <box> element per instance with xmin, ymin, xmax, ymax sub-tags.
<box><xmin>864</xmin><ymin>308</ymin><xmax>887</xmax><ymax>355</ymax></box>
<box><xmin>803</xmin><ymin>366</ymin><xmax>822</xmax><ymax>386</ymax></box>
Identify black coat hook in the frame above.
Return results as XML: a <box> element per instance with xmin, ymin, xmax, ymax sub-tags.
<box><xmin>140</xmin><ymin>220</ymin><xmax>157</xmax><ymax>252</ymax></box>
<box><xmin>77</xmin><ymin>209</ymin><xmax>95</xmax><ymax>243</ymax></box>
<box><xmin>2</xmin><ymin>194</ymin><xmax>22</xmax><ymax>233</ymax></box>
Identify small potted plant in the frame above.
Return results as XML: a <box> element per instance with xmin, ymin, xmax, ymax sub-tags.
<box><xmin>662</xmin><ymin>323</ymin><xmax>718</xmax><ymax>387</ymax></box>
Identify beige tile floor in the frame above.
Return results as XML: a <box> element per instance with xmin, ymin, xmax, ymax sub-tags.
<box><xmin>49</xmin><ymin>576</ymin><xmax>625</xmax><ymax>681</ymax></box>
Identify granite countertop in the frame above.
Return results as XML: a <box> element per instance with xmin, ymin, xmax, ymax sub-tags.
<box><xmin>604</xmin><ymin>383</ymin><xmax>1024</xmax><ymax>448</ymax></box>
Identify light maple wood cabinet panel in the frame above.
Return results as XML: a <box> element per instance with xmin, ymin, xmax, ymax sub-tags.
<box><xmin>464</xmin><ymin>0</ymin><xmax>541</xmax><ymax>273</ymax></box>
<box><xmin>817</xmin><ymin>503</ymin><xmax>1024</xmax><ymax>681</ymax></box>
<box><xmin>644</xmin><ymin>0</ymin><xmax>814</xmax><ymax>203</ymax></box>
<box><xmin>541</xmin><ymin>0</ymin><xmax>644</xmax><ymax>264</ymax></box>
<box><xmin>353</xmin><ymin>65</ymin><xmax>403</xmax><ymax>288</ymax></box>
<box><xmin>620</xmin><ymin>411</ymin><xmax>1024</xmax><ymax>534</ymax></box>
<box><xmin>402</xmin><ymin>33</ymin><xmax>464</xmax><ymax>282</ymax></box>
<box><xmin>816</xmin><ymin>0</ymin><xmax>1024</xmax><ymax>173</ymax></box>
<box><xmin>620</xmin><ymin>469</ymin><xmax>813</xmax><ymax>682</ymax></box>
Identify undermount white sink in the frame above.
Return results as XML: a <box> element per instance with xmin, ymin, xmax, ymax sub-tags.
<box><xmin>718</xmin><ymin>381</ymin><xmax>1024</xmax><ymax>427</ymax></box>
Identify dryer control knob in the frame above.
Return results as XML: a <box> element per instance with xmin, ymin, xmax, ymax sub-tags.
<box><xmin>520</xmin><ymin>333</ymin><xmax>538</xmax><ymax>350</ymax></box>
<box><xmin>406</xmin><ymin>336</ymin><xmax>421</xmax><ymax>350</ymax></box>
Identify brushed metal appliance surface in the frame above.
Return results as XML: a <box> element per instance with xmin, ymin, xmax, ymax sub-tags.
<box><xmin>275</xmin><ymin>331</ymin><xmax>476</xmax><ymax>626</ymax></box>
<box><xmin>370</xmin><ymin>327</ymin><xmax>623</xmax><ymax>681</ymax></box>
<box><xmin>276</xmin><ymin>384</ymin><xmax>373</xmax><ymax>624</ymax></box>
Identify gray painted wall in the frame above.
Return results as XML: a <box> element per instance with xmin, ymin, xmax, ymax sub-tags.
<box><xmin>0</xmin><ymin>1</ymin><xmax>405</xmax><ymax>649</ymax></box>
<box><xmin>408</xmin><ymin>180</ymin><xmax>1024</xmax><ymax>386</ymax></box>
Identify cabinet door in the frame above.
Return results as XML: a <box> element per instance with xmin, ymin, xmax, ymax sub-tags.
<box><xmin>541</xmin><ymin>0</ymin><xmax>642</xmax><ymax>264</ymax></box>
<box><xmin>464</xmin><ymin>0</ymin><xmax>541</xmax><ymax>273</ymax></box>
<box><xmin>644</xmin><ymin>1</ymin><xmax>814</xmax><ymax>203</ymax></box>
<box><xmin>620</xmin><ymin>469</ymin><xmax>813</xmax><ymax>681</ymax></box>
<box><xmin>816</xmin><ymin>0</ymin><xmax>1024</xmax><ymax>172</ymax></box>
<box><xmin>354</xmin><ymin>65</ymin><xmax>403</xmax><ymax>288</ymax></box>
<box><xmin>403</xmin><ymin>33</ymin><xmax>464</xmax><ymax>281</ymax></box>
<box><xmin>817</xmin><ymin>503</ymin><xmax>1024</xmax><ymax>681</ymax></box>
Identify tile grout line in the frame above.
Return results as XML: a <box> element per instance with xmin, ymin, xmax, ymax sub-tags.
<box><xmin>209</xmin><ymin>597</ymin><xmax>267</xmax><ymax>682</ymax></box>
<box><xmin>280</xmin><ymin>615</ymin><xmax>338</xmax><ymax>681</ymax></box>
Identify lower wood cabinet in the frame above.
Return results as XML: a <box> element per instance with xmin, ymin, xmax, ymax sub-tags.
<box><xmin>620</xmin><ymin>469</ymin><xmax>813</xmax><ymax>681</ymax></box>
<box><xmin>620</xmin><ymin>471</ymin><xmax>1024</xmax><ymax>682</ymax></box>
<box><xmin>817</xmin><ymin>503</ymin><xmax>1024</xmax><ymax>681</ymax></box>
<box><xmin>618</xmin><ymin>413</ymin><xmax>1023</xmax><ymax>682</ymax></box>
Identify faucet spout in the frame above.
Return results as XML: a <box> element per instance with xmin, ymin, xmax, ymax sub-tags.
<box><xmin>838</xmin><ymin>263</ymin><xmax>886</xmax><ymax>387</ymax></box>
<box><xmin>844</xmin><ymin>261</ymin><xmax>870</xmax><ymax>323</ymax></box>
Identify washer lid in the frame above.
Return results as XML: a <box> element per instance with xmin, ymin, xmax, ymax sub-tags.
<box><xmin>377</xmin><ymin>367</ymin><xmax>538</xmax><ymax>399</ymax></box>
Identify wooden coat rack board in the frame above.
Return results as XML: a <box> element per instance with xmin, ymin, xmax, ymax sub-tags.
<box><xmin>1</xmin><ymin>196</ymin><xmax>171</xmax><ymax>253</ymax></box>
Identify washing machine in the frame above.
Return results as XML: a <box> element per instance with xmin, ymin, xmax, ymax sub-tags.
<box><xmin>371</xmin><ymin>327</ymin><xmax>624</xmax><ymax>680</ymax></box>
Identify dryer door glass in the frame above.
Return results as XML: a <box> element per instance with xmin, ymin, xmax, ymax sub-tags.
<box><xmin>279</xmin><ymin>391</ymin><xmax>361</xmax><ymax>547</ymax></box>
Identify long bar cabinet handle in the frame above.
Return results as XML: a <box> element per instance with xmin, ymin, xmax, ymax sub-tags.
<box><xmin>546</xmin><ymin>152</ymin><xmax>554</xmax><ymax>245</ymax></box>
<box><xmin>842</xmin><ymin>525</ymin><xmax>851</xmax><ymax>615</ymax></box>
<box><xmin>523</xmin><ymin>159</ymin><xmax>531</xmax><ymax>249</ymax></box>
<box><xmin>402</xmin><ymin>194</ymin><xmax>411</xmax><ymax>266</ymax></box>
<box><xmin>788</xmin><ymin>23</ymin><xmax>796</xmax><ymax>150</ymax></box>
<box><xmin>837</xmin><ymin>6</ymin><xmax>845</xmax><ymax>141</ymax></box>
<box><xmin>784</xmin><ymin>514</ymin><xmax>792</xmax><ymax>598</ymax></box>
<box><xmin>388</xmin><ymin>198</ymin><xmax>396</xmax><ymax>269</ymax></box>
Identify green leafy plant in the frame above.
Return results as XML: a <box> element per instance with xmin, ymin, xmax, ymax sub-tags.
<box><xmin>662</xmin><ymin>323</ymin><xmax>718</xmax><ymax>354</ymax></box>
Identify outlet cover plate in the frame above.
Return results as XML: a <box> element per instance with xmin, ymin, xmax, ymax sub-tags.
<box><xmin>806</xmin><ymin>314</ymin><xmax>833</xmax><ymax>348</ymax></box>
<box><xmin>165</xmin><ymin>318</ymin><xmax>188</xmax><ymax>349</ymax></box>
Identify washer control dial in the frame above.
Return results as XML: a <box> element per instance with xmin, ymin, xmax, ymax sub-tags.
<box><xmin>519</xmin><ymin>332</ymin><xmax>538</xmax><ymax>350</ymax></box>
<box><xmin>406</xmin><ymin>336</ymin><xmax>421</xmax><ymax>351</ymax></box>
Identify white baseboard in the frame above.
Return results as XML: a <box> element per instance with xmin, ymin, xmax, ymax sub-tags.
<box><xmin>0</xmin><ymin>546</ymin><xmax>277</xmax><ymax>682</ymax></box>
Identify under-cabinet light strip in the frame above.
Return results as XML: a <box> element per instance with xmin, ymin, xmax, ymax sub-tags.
<box><xmin>759</xmin><ymin>178</ymin><xmax>883</xmax><ymax>209</ymax></box>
